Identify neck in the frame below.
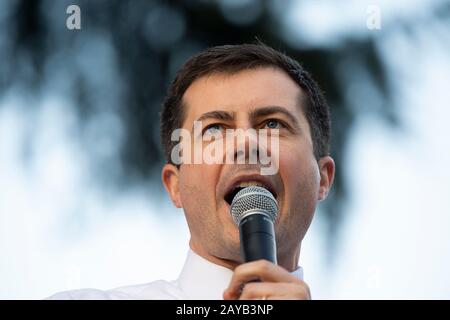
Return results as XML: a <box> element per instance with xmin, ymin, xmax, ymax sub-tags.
<box><xmin>277</xmin><ymin>244</ymin><xmax>301</xmax><ymax>272</ymax></box>
<box><xmin>189</xmin><ymin>240</ymin><xmax>240</xmax><ymax>270</ymax></box>
<box><xmin>189</xmin><ymin>239</ymin><xmax>301</xmax><ymax>272</ymax></box>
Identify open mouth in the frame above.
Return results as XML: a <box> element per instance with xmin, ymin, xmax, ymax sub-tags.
<box><xmin>224</xmin><ymin>180</ymin><xmax>277</xmax><ymax>206</ymax></box>
<box><xmin>224</xmin><ymin>186</ymin><xmax>245</xmax><ymax>205</ymax></box>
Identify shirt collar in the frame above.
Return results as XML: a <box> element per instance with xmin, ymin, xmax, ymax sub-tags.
<box><xmin>176</xmin><ymin>249</ymin><xmax>303</xmax><ymax>300</ymax></box>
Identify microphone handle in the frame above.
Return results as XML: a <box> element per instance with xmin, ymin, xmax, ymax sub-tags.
<box><xmin>239</xmin><ymin>212</ymin><xmax>277</xmax><ymax>264</ymax></box>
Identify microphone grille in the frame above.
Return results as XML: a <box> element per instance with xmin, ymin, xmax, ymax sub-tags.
<box><xmin>230</xmin><ymin>186</ymin><xmax>278</xmax><ymax>225</ymax></box>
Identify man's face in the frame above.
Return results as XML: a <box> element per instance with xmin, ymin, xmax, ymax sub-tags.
<box><xmin>162</xmin><ymin>67</ymin><xmax>334</xmax><ymax>267</ymax></box>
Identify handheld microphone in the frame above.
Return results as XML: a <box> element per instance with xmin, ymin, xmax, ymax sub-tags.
<box><xmin>230</xmin><ymin>186</ymin><xmax>278</xmax><ymax>264</ymax></box>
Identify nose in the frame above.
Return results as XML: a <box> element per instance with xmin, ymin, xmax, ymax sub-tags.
<box><xmin>226</xmin><ymin>127</ymin><xmax>268</xmax><ymax>165</ymax></box>
<box><xmin>234</xmin><ymin>133</ymin><xmax>259</xmax><ymax>164</ymax></box>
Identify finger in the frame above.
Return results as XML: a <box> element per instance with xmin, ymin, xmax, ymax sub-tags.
<box><xmin>239</xmin><ymin>282</ymin><xmax>278</xmax><ymax>300</ymax></box>
<box><xmin>239</xmin><ymin>282</ymin><xmax>310</xmax><ymax>300</ymax></box>
<box><xmin>225</xmin><ymin>260</ymin><xmax>301</xmax><ymax>299</ymax></box>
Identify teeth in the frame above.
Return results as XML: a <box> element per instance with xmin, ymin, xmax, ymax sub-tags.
<box><xmin>237</xmin><ymin>181</ymin><xmax>266</xmax><ymax>188</ymax></box>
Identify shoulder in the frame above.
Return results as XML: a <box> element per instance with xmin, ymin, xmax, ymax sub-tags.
<box><xmin>46</xmin><ymin>280</ymin><xmax>186</xmax><ymax>300</ymax></box>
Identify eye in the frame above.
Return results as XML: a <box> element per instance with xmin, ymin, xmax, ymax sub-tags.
<box><xmin>264</xmin><ymin>119</ymin><xmax>284</xmax><ymax>129</ymax></box>
<box><xmin>203</xmin><ymin>123</ymin><xmax>224</xmax><ymax>136</ymax></box>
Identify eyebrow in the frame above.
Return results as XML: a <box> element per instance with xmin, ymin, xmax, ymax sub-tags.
<box><xmin>192</xmin><ymin>110</ymin><xmax>235</xmax><ymax>131</ymax></box>
<box><xmin>249</xmin><ymin>106</ymin><xmax>301</xmax><ymax>131</ymax></box>
<box><xmin>196</xmin><ymin>110</ymin><xmax>235</xmax><ymax>122</ymax></box>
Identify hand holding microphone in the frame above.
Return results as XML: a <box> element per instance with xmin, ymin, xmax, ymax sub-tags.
<box><xmin>223</xmin><ymin>186</ymin><xmax>311</xmax><ymax>300</ymax></box>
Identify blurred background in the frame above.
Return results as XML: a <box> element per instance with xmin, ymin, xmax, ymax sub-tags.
<box><xmin>1</xmin><ymin>0</ymin><xmax>449</xmax><ymax>299</ymax></box>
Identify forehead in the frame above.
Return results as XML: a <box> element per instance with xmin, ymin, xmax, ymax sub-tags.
<box><xmin>182</xmin><ymin>67</ymin><xmax>305</xmax><ymax>123</ymax></box>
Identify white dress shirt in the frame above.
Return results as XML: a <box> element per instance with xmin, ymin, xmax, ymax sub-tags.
<box><xmin>47</xmin><ymin>249</ymin><xmax>304</xmax><ymax>300</ymax></box>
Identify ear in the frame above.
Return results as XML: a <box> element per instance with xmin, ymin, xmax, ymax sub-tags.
<box><xmin>161</xmin><ymin>163</ymin><xmax>183</xmax><ymax>208</ymax></box>
<box><xmin>317</xmin><ymin>156</ymin><xmax>335</xmax><ymax>201</ymax></box>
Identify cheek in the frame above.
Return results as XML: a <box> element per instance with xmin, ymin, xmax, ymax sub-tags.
<box><xmin>178</xmin><ymin>164</ymin><xmax>220</xmax><ymax>208</ymax></box>
<box><xmin>279</xmin><ymin>146</ymin><xmax>321</xmax><ymax>203</ymax></box>
<box><xmin>276</xmin><ymin>152</ymin><xmax>320</xmax><ymax>244</ymax></box>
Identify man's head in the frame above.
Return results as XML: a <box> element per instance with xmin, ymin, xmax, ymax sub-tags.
<box><xmin>160</xmin><ymin>43</ymin><xmax>335</xmax><ymax>271</ymax></box>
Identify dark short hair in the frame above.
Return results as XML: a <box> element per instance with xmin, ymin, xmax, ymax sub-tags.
<box><xmin>160</xmin><ymin>43</ymin><xmax>330</xmax><ymax>164</ymax></box>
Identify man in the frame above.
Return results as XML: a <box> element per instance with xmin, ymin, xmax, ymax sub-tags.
<box><xmin>48</xmin><ymin>43</ymin><xmax>335</xmax><ymax>300</ymax></box>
